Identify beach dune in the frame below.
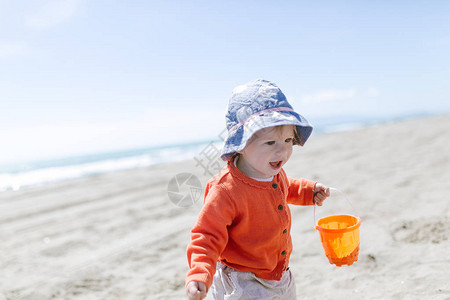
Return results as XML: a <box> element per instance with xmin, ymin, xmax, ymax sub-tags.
<box><xmin>0</xmin><ymin>115</ymin><xmax>449</xmax><ymax>299</ymax></box>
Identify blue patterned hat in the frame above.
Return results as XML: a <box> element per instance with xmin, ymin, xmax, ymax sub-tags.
<box><xmin>221</xmin><ymin>79</ymin><xmax>313</xmax><ymax>160</ymax></box>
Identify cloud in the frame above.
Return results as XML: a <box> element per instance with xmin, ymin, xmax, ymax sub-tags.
<box><xmin>301</xmin><ymin>88</ymin><xmax>380</xmax><ymax>104</ymax></box>
<box><xmin>366</xmin><ymin>87</ymin><xmax>380</xmax><ymax>98</ymax></box>
<box><xmin>301</xmin><ymin>89</ymin><xmax>357</xmax><ymax>104</ymax></box>
<box><xmin>0</xmin><ymin>41</ymin><xmax>30</xmax><ymax>58</ymax></box>
<box><xmin>24</xmin><ymin>0</ymin><xmax>83</xmax><ymax>30</ymax></box>
<box><xmin>0</xmin><ymin>106</ymin><xmax>225</xmax><ymax>164</ymax></box>
<box><xmin>425</xmin><ymin>36</ymin><xmax>450</xmax><ymax>48</ymax></box>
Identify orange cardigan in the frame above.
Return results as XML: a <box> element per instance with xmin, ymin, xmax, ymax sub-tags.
<box><xmin>186</xmin><ymin>160</ymin><xmax>316</xmax><ymax>290</ymax></box>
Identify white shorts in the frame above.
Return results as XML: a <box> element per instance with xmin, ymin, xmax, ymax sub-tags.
<box><xmin>209</xmin><ymin>262</ymin><xmax>297</xmax><ymax>300</ymax></box>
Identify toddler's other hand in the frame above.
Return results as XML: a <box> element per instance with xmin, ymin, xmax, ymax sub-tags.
<box><xmin>314</xmin><ymin>183</ymin><xmax>330</xmax><ymax>206</ymax></box>
<box><xmin>186</xmin><ymin>281</ymin><xmax>207</xmax><ymax>300</ymax></box>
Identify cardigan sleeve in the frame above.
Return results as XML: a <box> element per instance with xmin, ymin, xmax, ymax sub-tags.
<box><xmin>286</xmin><ymin>176</ymin><xmax>316</xmax><ymax>206</ymax></box>
<box><xmin>185</xmin><ymin>184</ymin><xmax>236</xmax><ymax>291</ymax></box>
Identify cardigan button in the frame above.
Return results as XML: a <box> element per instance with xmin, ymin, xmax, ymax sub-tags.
<box><xmin>283</xmin><ymin>229</ymin><xmax>287</xmax><ymax>234</ymax></box>
<box><xmin>278</xmin><ymin>204</ymin><xmax>283</xmax><ymax>210</ymax></box>
<box><xmin>281</xmin><ymin>250</ymin><xmax>287</xmax><ymax>256</ymax></box>
<box><xmin>272</xmin><ymin>183</ymin><xmax>278</xmax><ymax>188</ymax></box>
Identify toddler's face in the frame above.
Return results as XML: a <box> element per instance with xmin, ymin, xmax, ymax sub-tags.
<box><xmin>237</xmin><ymin>125</ymin><xmax>295</xmax><ymax>179</ymax></box>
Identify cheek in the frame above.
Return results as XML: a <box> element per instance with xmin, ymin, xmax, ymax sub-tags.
<box><xmin>287</xmin><ymin>145</ymin><xmax>293</xmax><ymax>158</ymax></box>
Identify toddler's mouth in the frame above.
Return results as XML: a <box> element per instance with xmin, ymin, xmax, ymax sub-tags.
<box><xmin>269</xmin><ymin>161</ymin><xmax>282</xmax><ymax>170</ymax></box>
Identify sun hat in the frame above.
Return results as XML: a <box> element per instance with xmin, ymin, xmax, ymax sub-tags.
<box><xmin>221</xmin><ymin>79</ymin><xmax>313</xmax><ymax>160</ymax></box>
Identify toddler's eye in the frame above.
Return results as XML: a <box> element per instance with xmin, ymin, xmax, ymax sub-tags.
<box><xmin>266</xmin><ymin>141</ymin><xmax>275</xmax><ymax>145</ymax></box>
<box><xmin>285</xmin><ymin>138</ymin><xmax>293</xmax><ymax>143</ymax></box>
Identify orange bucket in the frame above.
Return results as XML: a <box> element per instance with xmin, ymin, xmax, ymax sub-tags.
<box><xmin>316</xmin><ymin>214</ymin><xmax>361</xmax><ymax>266</ymax></box>
<box><xmin>315</xmin><ymin>188</ymin><xmax>361</xmax><ymax>266</ymax></box>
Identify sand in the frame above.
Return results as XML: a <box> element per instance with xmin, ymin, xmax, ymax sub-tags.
<box><xmin>0</xmin><ymin>114</ymin><xmax>449</xmax><ymax>300</ymax></box>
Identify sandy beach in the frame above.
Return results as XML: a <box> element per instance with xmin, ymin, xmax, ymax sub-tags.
<box><xmin>1</xmin><ymin>114</ymin><xmax>449</xmax><ymax>300</ymax></box>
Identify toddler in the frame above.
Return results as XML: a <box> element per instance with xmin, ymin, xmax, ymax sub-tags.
<box><xmin>185</xmin><ymin>79</ymin><xmax>329</xmax><ymax>299</ymax></box>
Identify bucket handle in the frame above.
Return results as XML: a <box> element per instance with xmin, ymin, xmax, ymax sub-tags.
<box><xmin>314</xmin><ymin>187</ymin><xmax>359</xmax><ymax>229</ymax></box>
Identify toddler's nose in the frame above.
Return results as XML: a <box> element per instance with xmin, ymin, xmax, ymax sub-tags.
<box><xmin>276</xmin><ymin>143</ymin><xmax>289</xmax><ymax>156</ymax></box>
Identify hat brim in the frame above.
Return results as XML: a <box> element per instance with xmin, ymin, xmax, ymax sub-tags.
<box><xmin>220</xmin><ymin>110</ymin><xmax>313</xmax><ymax>160</ymax></box>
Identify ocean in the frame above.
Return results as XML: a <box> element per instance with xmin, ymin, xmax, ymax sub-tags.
<box><xmin>0</xmin><ymin>113</ymin><xmax>431</xmax><ymax>191</ymax></box>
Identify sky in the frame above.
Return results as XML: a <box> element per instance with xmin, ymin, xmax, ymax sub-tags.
<box><xmin>1</xmin><ymin>0</ymin><xmax>449</xmax><ymax>164</ymax></box>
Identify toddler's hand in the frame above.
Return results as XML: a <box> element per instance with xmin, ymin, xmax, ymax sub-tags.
<box><xmin>186</xmin><ymin>281</ymin><xmax>207</xmax><ymax>300</ymax></box>
<box><xmin>314</xmin><ymin>183</ymin><xmax>330</xmax><ymax>206</ymax></box>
